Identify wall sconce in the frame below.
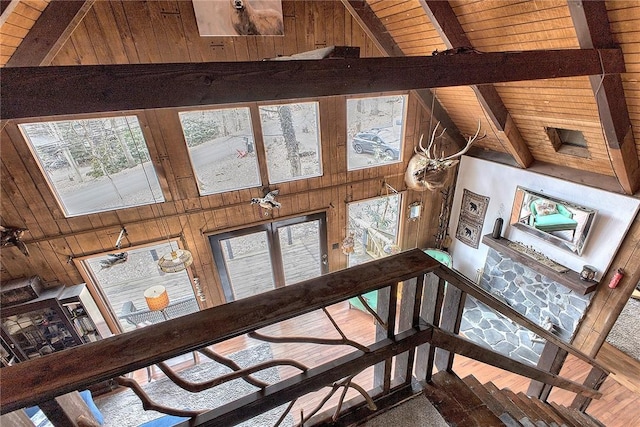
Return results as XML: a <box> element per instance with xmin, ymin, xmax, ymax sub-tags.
<box><xmin>408</xmin><ymin>201</ymin><xmax>422</xmax><ymax>221</ymax></box>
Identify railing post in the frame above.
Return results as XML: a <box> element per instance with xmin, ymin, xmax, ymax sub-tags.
<box><xmin>394</xmin><ymin>276</ymin><xmax>421</xmax><ymax>385</ymax></box>
<box><xmin>373</xmin><ymin>286</ymin><xmax>391</xmax><ymax>391</ymax></box>
<box><xmin>570</xmin><ymin>366</ymin><xmax>608</xmax><ymax>412</ymax></box>
<box><xmin>415</xmin><ymin>273</ymin><xmax>445</xmax><ymax>382</ymax></box>
<box><xmin>39</xmin><ymin>391</ymin><xmax>99</xmax><ymax>427</ymax></box>
<box><xmin>527</xmin><ymin>342</ymin><xmax>568</xmax><ymax>400</ymax></box>
<box><xmin>434</xmin><ymin>278</ymin><xmax>466</xmax><ymax>373</ymax></box>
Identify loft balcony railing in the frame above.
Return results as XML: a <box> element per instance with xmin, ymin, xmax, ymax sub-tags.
<box><xmin>0</xmin><ymin>249</ymin><xmax>608</xmax><ymax>426</ymax></box>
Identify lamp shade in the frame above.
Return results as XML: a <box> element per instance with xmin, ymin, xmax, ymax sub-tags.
<box><xmin>158</xmin><ymin>249</ymin><xmax>193</xmax><ymax>273</ymax></box>
<box><xmin>144</xmin><ymin>285</ymin><xmax>169</xmax><ymax>311</ymax></box>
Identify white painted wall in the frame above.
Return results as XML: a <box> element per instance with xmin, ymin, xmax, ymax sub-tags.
<box><xmin>448</xmin><ymin>156</ymin><xmax>640</xmax><ymax>282</ymax></box>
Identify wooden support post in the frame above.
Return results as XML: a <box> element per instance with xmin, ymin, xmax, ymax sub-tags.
<box><xmin>527</xmin><ymin>342</ymin><xmax>568</xmax><ymax>400</ymax></box>
<box><xmin>434</xmin><ymin>280</ymin><xmax>466</xmax><ymax>372</ymax></box>
<box><xmin>373</xmin><ymin>286</ymin><xmax>391</xmax><ymax>390</ymax></box>
<box><xmin>415</xmin><ymin>273</ymin><xmax>445</xmax><ymax>382</ymax></box>
<box><xmin>383</xmin><ymin>283</ymin><xmax>399</xmax><ymax>392</ymax></box>
<box><xmin>570</xmin><ymin>366</ymin><xmax>608</xmax><ymax>412</ymax></box>
<box><xmin>39</xmin><ymin>391</ymin><xmax>99</xmax><ymax>427</ymax></box>
<box><xmin>0</xmin><ymin>410</ymin><xmax>33</xmax><ymax>427</ymax></box>
<box><xmin>394</xmin><ymin>277</ymin><xmax>418</xmax><ymax>384</ymax></box>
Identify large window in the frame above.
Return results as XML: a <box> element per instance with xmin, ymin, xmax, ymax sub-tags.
<box><xmin>347</xmin><ymin>194</ymin><xmax>402</xmax><ymax>267</ymax></box>
<box><xmin>179</xmin><ymin>107</ymin><xmax>262</xmax><ymax>195</ymax></box>
<box><xmin>83</xmin><ymin>242</ymin><xmax>198</xmax><ymax>333</ymax></box>
<box><xmin>347</xmin><ymin>95</ymin><xmax>407</xmax><ymax>170</ymax></box>
<box><xmin>258</xmin><ymin>102</ymin><xmax>322</xmax><ymax>183</ymax></box>
<box><xmin>19</xmin><ymin>116</ymin><xmax>163</xmax><ymax>217</ymax></box>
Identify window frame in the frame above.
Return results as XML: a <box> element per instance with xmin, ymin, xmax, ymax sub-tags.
<box><xmin>17</xmin><ymin>113</ymin><xmax>167</xmax><ymax>218</ymax></box>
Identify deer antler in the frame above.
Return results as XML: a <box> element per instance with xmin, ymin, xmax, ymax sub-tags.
<box><xmin>415</xmin><ymin>122</ymin><xmax>447</xmax><ymax>158</ymax></box>
<box><xmin>441</xmin><ymin>119</ymin><xmax>485</xmax><ymax>161</ymax></box>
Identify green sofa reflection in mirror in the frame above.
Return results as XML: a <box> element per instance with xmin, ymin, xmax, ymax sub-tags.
<box><xmin>529</xmin><ymin>199</ymin><xmax>578</xmax><ymax>238</ymax></box>
<box><xmin>348</xmin><ymin>249</ymin><xmax>452</xmax><ymax>313</ymax></box>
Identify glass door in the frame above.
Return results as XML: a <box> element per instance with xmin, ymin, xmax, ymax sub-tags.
<box><xmin>210</xmin><ymin>213</ymin><xmax>328</xmax><ymax>302</ymax></box>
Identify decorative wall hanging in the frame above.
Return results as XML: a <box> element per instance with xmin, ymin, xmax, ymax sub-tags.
<box><xmin>341</xmin><ymin>232</ymin><xmax>355</xmax><ymax>255</ymax></box>
<box><xmin>193</xmin><ymin>0</ymin><xmax>284</xmax><ymax>36</ymax></box>
<box><xmin>251</xmin><ymin>189</ymin><xmax>281</xmax><ymax>216</ymax></box>
<box><xmin>0</xmin><ymin>225</ymin><xmax>29</xmax><ymax>256</ymax></box>
<box><xmin>455</xmin><ymin>189</ymin><xmax>490</xmax><ymax>248</ymax></box>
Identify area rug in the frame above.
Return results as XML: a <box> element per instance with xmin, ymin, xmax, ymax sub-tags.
<box><xmin>606</xmin><ymin>297</ymin><xmax>640</xmax><ymax>361</ymax></box>
<box><xmin>361</xmin><ymin>394</ymin><xmax>448</xmax><ymax>427</ymax></box>
<box><xmin>95</xmin><ymin>343</ymin><xmax>294</xmax><ymax>426</ymax></box>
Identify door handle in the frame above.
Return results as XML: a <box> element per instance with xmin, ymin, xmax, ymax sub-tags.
<box><xmin>322</xmin><ymin>253</ymin><xmax>328</xmax><ymax>265</ymax></box>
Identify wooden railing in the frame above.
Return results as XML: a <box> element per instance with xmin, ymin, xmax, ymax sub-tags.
<box><xmin>0</xmin><ymin>249</ymin><xmax>608</xmax><ymax>425</ymax></box>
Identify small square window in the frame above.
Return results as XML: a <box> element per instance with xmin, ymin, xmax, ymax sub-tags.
<box><xmin>258</xmin><ymin>102</ymin><xmax>322</xmax><ymax>184</ymax></box>
<box><xmin>19</xmin><ymin>116</ymin><xmax>164</xmax><ymax>217</ymax></box>
<box><xmin>179</xmin><ymin>107</ymin><xmax>262</xmax><ymax>195</ymax></box>
<box><xmin>545</xmin><ymin>127</ymin><xmax>590</xmax><ymax>158</ymax></box>
<box><xmin>347</xmin><ymin>95</ymin><xmax>407</xmax><ymax>170</ymax></box>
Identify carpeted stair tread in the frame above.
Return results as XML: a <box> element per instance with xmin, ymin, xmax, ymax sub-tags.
<box><xmin>524</xmin><ymin>394</ymin><xmax>567</xmax><ymax>427</ymax></box>
<box><xmin>462</xmin><ymin>375</ymin><xmax>523</xmax><ymax>427</ymax></box>
<box><xmin>502</xmin><ymin>389</ymin><xmax>549</xmax><ymax>427</ymax></box>
<box><xmin>423</xmin><ymin>371</ymin><xmax>504</xmax><ymax>426</ymax></box>
<box><xmin>483</xmin><ymin>382</ymin><xmax>537</xmax><ymax>427</ymax></box>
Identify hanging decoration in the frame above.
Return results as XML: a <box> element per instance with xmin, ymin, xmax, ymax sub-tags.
<box><xmin>251</xmin><ymin>189</ymin><xmax>281</xmax><ymax>216</ymax></box>
<box><xmin>0</xmin><ymin>225</ymin><xmax>29</xmax><ymax>256</ymax></box>
<box><xmin>341</xmin><ymin>232</ymin><xmax>355</xmax><ymax>255</ymax></box>
<box><xmin>158</xmin><ymin>248</ymin><xmax>194</xmax><ymax>274</ymax></box>
<box><xmin>100</xmin><ymin>252</ymin><xmax>128</xmax><ymax>269</ymax></box>
<box><xmin>383</xmin><ymin>243</ymin><xmax>401</xmax><ymax>255</ymax></box>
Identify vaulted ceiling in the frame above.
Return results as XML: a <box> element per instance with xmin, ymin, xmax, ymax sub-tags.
<box><xmin>1</xmin><ymin>0</ymin><xmax>639</xmax><ymax>194</ymax></box>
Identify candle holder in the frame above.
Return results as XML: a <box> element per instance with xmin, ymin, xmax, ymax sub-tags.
<box><xmin>580</xmin><ymin>265</ymin><xmax>597</xmax><ymax>282</ymax></box>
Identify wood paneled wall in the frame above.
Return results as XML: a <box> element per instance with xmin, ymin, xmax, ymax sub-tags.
<box><xmin>0</xmin><ymin>92</ymin><xmax>447</xmax><ymax>309</ymax></box>
<box><xmin>49</xmin><ymin>0</ymin><xmax>382</xmax><ymax>65</ymax></box>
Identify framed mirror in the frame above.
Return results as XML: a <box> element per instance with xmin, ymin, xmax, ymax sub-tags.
<box><xmin>509</xmin><ymin>186</ymin><xmax>597</xmax><ymax>256</ymax></box>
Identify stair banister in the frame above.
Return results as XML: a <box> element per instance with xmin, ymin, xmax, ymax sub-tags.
<box><xmin>0</xmin><ymin>250</ymin><xmax>607</xmax><ymax>426</ymax></box>
<box><xmin>0</xmin><ymin>249</ymin><xmax>439</xmax><ymax>413</ymax></box>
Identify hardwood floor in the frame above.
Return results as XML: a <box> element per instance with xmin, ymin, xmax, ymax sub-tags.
<box><xmin>117</xmin><ymin>300</ymin><xmax>639</xmax><ymax>426</ymax></box>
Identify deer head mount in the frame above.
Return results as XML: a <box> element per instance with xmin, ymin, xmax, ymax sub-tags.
<box><xmin>404</xmin><ymin>120</ymin><xmax>485</xmax><ymax>191</ymax></box>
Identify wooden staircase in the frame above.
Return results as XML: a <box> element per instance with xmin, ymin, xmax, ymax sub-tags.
<box><xmin>421</xmin><ymin>371</ymin><xmax>605</xmax><ymax>427</ymax></box>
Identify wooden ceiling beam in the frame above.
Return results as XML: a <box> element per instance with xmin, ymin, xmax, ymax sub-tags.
<box><xmin>568</xmin><ymin>0</ymin><xmax>639</xmax><ymax>195</ymax></box>
<box><xmin>0</xmin><ymin>49</ymin><xmax>624</xmax><ymax>120</ymax></box>
<box><xmin>420</xmin><ymin>0</ymin><xmax>534</xmax><ymax>168</ymax></box>
<box><xmin>341</xmin><ymin>0</ymin><xmax>466</xmax><ymax>147</ymax></box>
<box><xmin>5</xmin><ymin>0</ymin><xmax>95</xmax><ymax>67</ymax></box>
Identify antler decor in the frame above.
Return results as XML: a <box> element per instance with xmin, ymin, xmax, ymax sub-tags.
<box><xmin>405</xmin><ymin>120</ymin><xmax>485</xmax><ymax>191</ymax></box>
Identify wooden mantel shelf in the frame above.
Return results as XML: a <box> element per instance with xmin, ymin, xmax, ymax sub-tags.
<box><xmin>482</xmin><ymin>235</ymin><xmax>598</xmax><ymax>295</ymax></box>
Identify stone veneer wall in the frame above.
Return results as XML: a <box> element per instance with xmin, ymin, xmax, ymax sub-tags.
<box><xmin>459</xmin><ymin>248</ymin><xmax>593</xmax><ymax>365</ymax></box>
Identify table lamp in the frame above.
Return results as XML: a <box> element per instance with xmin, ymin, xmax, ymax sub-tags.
<box><xmin>144</xmin><ymin>285</ymin><xmax>170</xmax><ymax>320</ymax></box>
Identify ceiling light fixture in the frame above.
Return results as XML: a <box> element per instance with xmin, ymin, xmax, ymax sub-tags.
<box><xmin>158</xmin><ymin>248</ymin><xmax>193</xmax><ymax>273</ymax></box>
